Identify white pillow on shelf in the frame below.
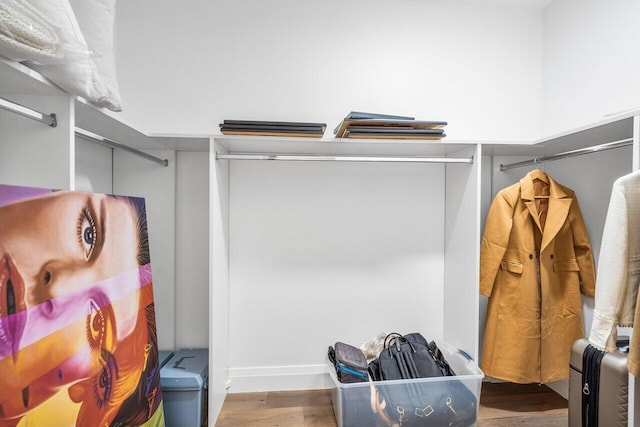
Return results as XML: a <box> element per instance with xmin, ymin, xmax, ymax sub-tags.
<box><xmin>25</xmin><ymin>0</ymin><xmax>121</xmax><ymax>111</ymax></box>
<box><xmin>68</xmin><ymin>0</ymin><xmax>121</xmax><ymax>112</ymax></box>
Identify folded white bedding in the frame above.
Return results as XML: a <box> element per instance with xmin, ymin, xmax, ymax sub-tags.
<box><xmin>0</xmin><ymin>0</ymin><xmax>62</xmax><ymax>63</ymax></box>
<box><xmin>0</xmin><ymin>0</ymin><xmax>122</xmax><ymax>112</ymax></box>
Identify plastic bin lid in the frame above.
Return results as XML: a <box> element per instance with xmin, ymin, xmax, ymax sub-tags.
<box><xmin>158</xmin><ymin>350</ymin><xmax>174</xmax><ymax>369</ymax></box>
<box><xmin>160</xmin><ymin>348</ymin><xmax>209</xmax><ymax>391</ymax></box>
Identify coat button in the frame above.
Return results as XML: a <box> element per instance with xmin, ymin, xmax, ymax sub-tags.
<box><xmin>529</xmin><ymin>254</ymin><xmax>533</xmax><ymax>259</ymax></box>
<box><xmin>550</xmin><ymin>254</ymin><xmax>554</xmax><ymax>259</ymax></box>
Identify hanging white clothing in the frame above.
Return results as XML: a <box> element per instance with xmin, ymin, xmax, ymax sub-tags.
<box><xmin>589</xmin><ymin>170</ymin><xmax>640</xmax><ymax>365</ymax></box>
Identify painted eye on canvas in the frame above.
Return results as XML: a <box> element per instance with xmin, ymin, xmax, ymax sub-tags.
<box><xmin>87</xmin><ymin>299</ymin><xmax>105</xmax><ymax>350</ymax></box>
<box><xmin>77</xmin><ymin>207</ymin><xmax>97</xmax><ymax>259</ymax></box>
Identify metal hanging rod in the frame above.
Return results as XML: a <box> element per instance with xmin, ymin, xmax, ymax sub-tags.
<box><xmin>75</xmin><ymin>128</ymin><xmax>169</xmax><ymax>167</ymax></box>
<box><xmin>0</xmin><ymin>96</ymin><xmax>56</xmax><ymax>127</ymax></box>
<box><xmin>499</xmin><ymin>137</ymin><xmax>634</xmax><ymax>171</ymax></box>
<box><xmin>216</xmin><ymin>152</ymin><xmax>474</xmax><ymax>164</ymax></box>
<box><xmin>0</xmin><ymin>96</ymin><xmax>167</xmax><ymax>167</ymax></box>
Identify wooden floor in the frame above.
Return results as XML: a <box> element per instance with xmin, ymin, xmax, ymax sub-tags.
<box><xmin>215</xmin><ymin>382</ymin><xmax>568</xmax><ymax>426</ymax></box>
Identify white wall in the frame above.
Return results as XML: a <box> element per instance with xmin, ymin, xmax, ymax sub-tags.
<box><xmin>227</xmin><ymin>160</ymin><xmax>445</xmax><ymax>391</ymax></box>
<box><xmin>113</xmin><ymin>149</ymin><xmax>177</xmax><ymax>351</ymax></box>
<box><xmin>0</xmin><ymin>96</ymin><xmax>74</xmax><ymax>191</ymax></box>
<box><xmin>542</xmin><ymin>0</ymin><xmax>640</xmax><ymax>136</ymax></box>
<box><xmin>175</xmin><ymin>151</ymin><xmax>210</xmax><ymax>349</ymax></box>
<box><xmin>75</xmin><ymin>139</ymin><xmax>113</xmax><ymax>194</ymax></box>
<box><xmin>114</xmin><ymin>0</ymin><xmax>543</xmax><ymax>142</ymax></box>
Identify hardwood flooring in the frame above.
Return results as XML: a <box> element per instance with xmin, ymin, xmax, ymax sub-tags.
<box><xmin>215</xmin><ymin>382</ymin><xmax>568</xmax><ymax>426</ymax></box>
<box><xmin>477</xmin><ymin>383</ymin><xmax>568</xmax><ymax>426</ymax></box>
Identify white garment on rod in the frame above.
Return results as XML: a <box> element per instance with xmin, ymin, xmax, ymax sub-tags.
<box><xmin>589</xmin><ymin>169</ymin><xmax>640</xmax><ymax>352</ymax></box>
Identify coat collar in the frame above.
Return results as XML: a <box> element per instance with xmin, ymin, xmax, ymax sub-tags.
<box><xmin>520</xmin><ymin>170</ymin><xmax>573</xmax><ymax>252</ymax></box>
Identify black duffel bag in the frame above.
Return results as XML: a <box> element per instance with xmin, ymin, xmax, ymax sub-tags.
<box><xmin>368</xmin><ymin>333</ymin><xmax>477</xmax><ymax>427</ymax></box>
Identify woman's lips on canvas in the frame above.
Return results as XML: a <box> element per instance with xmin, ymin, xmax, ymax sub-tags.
<box><xmin>0</xmin><ymin>254</ymin><xmax>27</xmax><ymax>354</ymax></box>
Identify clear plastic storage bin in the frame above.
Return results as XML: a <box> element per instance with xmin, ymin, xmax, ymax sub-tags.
<box><xmin>328</xmin><ymin>339</ymin><xmax>484</xmax><ymax>427</ymax></box>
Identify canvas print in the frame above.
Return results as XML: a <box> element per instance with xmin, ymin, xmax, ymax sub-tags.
<box><xmin>0</xmin><ymin>184</ymin><xmax>164</xmax><ymax>426</ymax></box>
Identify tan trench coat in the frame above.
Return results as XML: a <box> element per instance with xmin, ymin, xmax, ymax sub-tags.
<box><xmin>480</xmin><ymin>170</ymin><xmax>596</xmax><ymax>384</ymax></box>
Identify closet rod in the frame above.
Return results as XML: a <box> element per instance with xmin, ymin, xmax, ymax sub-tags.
<box><xmin>0</xmin><ymin>96</ymin><xmax>56</xmax><ymax>127</ymax></box>
<box><xmin>216</xmin><ymin>152</ymin><xmax>474</xmax><ymax>164</ymax></box>
<box><xmin>499</xmin><ymin>137</ymin><xmax>633</xmax><ymax>171</ymax></box>
<box><xmin>75</xmin><ymin>128</ymin><xmax>169</xmax><ymax>167</ymax></box>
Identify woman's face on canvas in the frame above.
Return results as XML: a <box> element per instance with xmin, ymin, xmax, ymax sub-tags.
<box><xmin>0</xmin><ymin>191</ymin><xmax>142</xmax><ymax>420</ymax></box>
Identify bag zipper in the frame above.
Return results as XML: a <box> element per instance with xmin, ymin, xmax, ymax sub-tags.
<box><xmin>337</xmin><ymin>363</ymin><xmax>368</xmax><ymax>378</ymax></box>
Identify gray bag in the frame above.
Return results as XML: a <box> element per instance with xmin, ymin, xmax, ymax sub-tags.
<box><xmin>328</xmin><ymin>341</ymin><xmax>369</xmax><ymax>383</ymax></box>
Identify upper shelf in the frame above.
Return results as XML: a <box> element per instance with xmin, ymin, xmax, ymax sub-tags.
<box><xmin>0</xmin><ymin>57</ymin><xmax>62</xmax><ymax>96</ymax></box>
<box><xmin>214</xmin><ymin>110</ymin><xmax>637</xmax><ymax>161</ymax></box>
<box><xmin>0</xmin><ymin>57</ymin><xmax>208</xmax><ymax>152</ymax></box>
<box><xmin>213</xmin><ymin>134</ymin><xmax>478</xmax><ymax>158</ymax></box>
<box><xmin>3</xmin><ymin>55</ymin><xmax>637</xmax><ymax>157</ymax></box>
<box><xmin>214</xmin><ymin>109</ymin><xmax>638</xmax><ymax>159</ymax></box>
<box><xmin>74</xmin><ymin>99</ymin><xmax>209</xmax><ymax>152</ymax></box>
<box><xmin>482</xmin><ymin>111</ymin><xmax>637</xmax><ymax>158</ymax></box>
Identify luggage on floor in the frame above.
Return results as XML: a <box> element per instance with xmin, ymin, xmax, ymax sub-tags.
<box><xmin>569</xmin><ymin>337</ymin><xmax>628</xmax><ymax>427</ymax></box>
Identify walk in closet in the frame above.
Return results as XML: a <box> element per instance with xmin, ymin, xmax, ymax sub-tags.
<box><xmin>2</xmin><ymin>0</ymin><xmax>640</xmax><ymax>425</ymax></box>
<box><xmin>4</xmin><ymin>56</ymin><xmax>640</xmax><ymax>421</ymax></box>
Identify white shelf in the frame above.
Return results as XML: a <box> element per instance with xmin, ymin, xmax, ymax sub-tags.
<box><xmin>483</xmin><ymin>113</ymin><xmax>636</xmax><ymax>158</ymax></box>
<box><xmin>213</xmin><ymin>134</ymin><xmax>478</xmax><ymax>157</ymax></box>
<box><xmin>0</xmin><ymin>57</ymin><xmax>208</xmax><ymax>153</ymax></box>
<box><xmin>75</xmin><ymin>100</ymin><xmax>209</xmax><ymax>152</ymax></box>
<box><xmin>0</xmin><ymin>57</ymin><xmax>63</xmax><ymax>97</ymax></box>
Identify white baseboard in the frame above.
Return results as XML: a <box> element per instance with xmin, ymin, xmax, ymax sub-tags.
<box><xmin>227</xmin><ymin>364</ymin><xmax>333</xmax><ymax>393</ymax></box>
